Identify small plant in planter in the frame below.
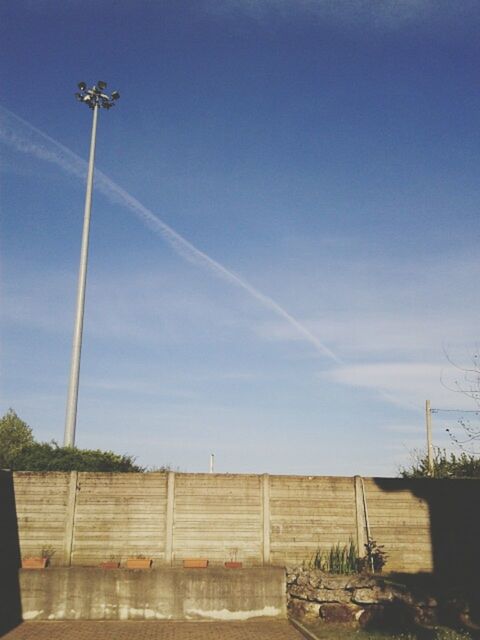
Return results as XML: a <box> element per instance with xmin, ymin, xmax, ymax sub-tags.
<box><xmin>22</xmin><ymin>545</ymin><xmax>56</xmax><ymax>569</ymax></box>
<box><xmin>225</xmin><ymin>548</ymin><xmax>242</xmax><ymax>569</ymax></box>
<box><xmin>183</xmin><ymin>558</ymin><xmax>209</xmax><ymax>568</ymax></box>
<box><xmin>99</xmin><ymin>555</ymin><xmax>120</xmax><ymax>569</ymax></box>
<box><xmin>126</xmin><ymin>554</ymin><xmax>152</xmax><ymax>569</ymax></box>
<box><xmin>22</xmin><ymin>556</ymin><xmax>47</xmax><ymax>570</ymax></box>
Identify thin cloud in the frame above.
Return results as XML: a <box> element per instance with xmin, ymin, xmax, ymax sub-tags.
<box><xmin>0</xmin><ymin>105</ymin><xmax>340</xmax><ymax>364</ymax></box>
<box><xmin>324</xmin><ymin>362</ymin><xmax>476</xmax><ymax>411</ymax></box>
<box><xmin>203</xmin><ymin>0</ymin><xmax>479</xmax><ymax>30</ymax></box>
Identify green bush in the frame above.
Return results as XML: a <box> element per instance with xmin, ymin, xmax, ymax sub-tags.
<box><xmin>12</xmin><ymin>441</ymin><xmax>143</xmax><ymax>472</ymax></box>
<box><xmin>400</xmin><ymin>448</ymin><xmax>480</xmax><ymax>479</ymax></box>
<box><xmin>0</xmin><ymin>409</ymin><xmax>143</xmax><ymax>472</ymax></box>
<box><xmin>0</xmin><ymin>409</ymin><xmax>35</xmax><ymax>468</ymax></box>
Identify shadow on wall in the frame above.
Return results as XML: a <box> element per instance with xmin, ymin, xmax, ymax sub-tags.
<box><xmin>374</xmin><ymin>478</ymin><xmax>480</xmax><ymax>630</ymax></box>
<box><xmin>0</xmin><ymin>470</ymin><xmax>22</xmax><ymax>635</ymax></box>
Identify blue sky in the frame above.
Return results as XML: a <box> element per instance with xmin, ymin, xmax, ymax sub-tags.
<box><xmin>1</xmin><ymin>1</ymin><xmax>480</xmax><ymax>475</ymax></box>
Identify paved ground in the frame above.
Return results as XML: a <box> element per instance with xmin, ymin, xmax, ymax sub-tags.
<box><xmin>2</xmin><ymin>620</ymin><xmax>305</xmax><ymax>640</ymax></box>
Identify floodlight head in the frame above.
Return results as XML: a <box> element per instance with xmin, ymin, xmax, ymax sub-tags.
<box><xmin>75</xmin><ymin>81</ymin><xmax>120</xmax><ymax>110</ymax></box>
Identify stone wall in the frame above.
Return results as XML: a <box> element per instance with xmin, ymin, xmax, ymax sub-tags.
<box><xmin>286</xmin><ymin>567</ymin><xmax>479</xmax><ymax>631</ymax></box>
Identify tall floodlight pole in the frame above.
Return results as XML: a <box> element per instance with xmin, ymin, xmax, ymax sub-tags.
<box><xmin>64</xmin><ymin>81</ymin><xmax>120</xmax><ymax>447</ymax></box>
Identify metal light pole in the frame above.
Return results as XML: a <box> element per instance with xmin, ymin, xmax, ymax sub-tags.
<box><xmin>64</xmin><ymin>81</ymin><xmax>120</xmax><ymax>447</ymax></box>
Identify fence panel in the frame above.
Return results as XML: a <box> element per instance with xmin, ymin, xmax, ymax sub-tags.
<box><xmin>13</xmin><ymin>472</ymin><xmax>71</xmax><ymax>565</ymax></box>
<box><xmin>71</xmin><ymin>472</ymin><xmax>168</xmax><ymax>565</ymax></box>
<box><xmin>269</xmin><ymin>475</ymin><xmax>356</xmax><ymax>566</ymax></box>
<box><xmin>172</xmin><ymin>473</ymin><xmax>263</xmax><ymax>566</ymax></box>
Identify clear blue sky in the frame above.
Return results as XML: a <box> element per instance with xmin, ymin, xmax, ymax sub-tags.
<box><xmin>1</xmin><ymin>1</ymin><xmax>480</xmax><ymax>475</ymax></box>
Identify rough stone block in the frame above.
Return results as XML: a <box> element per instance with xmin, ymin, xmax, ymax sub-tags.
<box><xmin>413</xmin><ymin>605</ymin><xmax>438</xmax><ymax>628</ymax></box>
<box><xmin>353</xmin><ymin>586</ymin><xmax>394</xmax><ymax>604</ymax></box>
<box><xmin>289</xmin><ymin>584</ymin><xmax>318</xmax><ymax>601</ymax></box>
<box><xmin>319</xmin><ymin>603</ymin><xmax>355</xmax><ymax>623</ymax></box>
<box><xmin>345</xmin><ymin>574</ymin><xmax>377</xmax><ymax>590</ymax></box>
<box><xmin>358</xmin><ymin>604</ymin><xmax>386</xmax><ymax>628</ymax></box>
<box><xmin>315</xmin><ymin>588</ymin><xmax>352</xmax><ymax>604</ymax></box>
<box><xmin>319</xmin><ymin>575</ymin><xmax>350</xmax><ymax>590</ymax></box>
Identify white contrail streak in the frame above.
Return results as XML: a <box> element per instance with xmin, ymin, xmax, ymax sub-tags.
<box><xmin>0</xmin><ymin>105</ymin><xmax>341</xmax><ymax>363</ymax></box>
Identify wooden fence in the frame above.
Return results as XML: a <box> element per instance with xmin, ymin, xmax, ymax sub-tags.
<box><xmin>9</xmin><ymin>471</ymin><xmax>478</xmax><ymax>573</ymax></box>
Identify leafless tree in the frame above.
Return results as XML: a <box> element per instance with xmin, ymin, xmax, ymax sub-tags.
<box><xmin>442</xmin><ymin>350</ymin><xmax>480</xmax><ymax>454</ymax></box>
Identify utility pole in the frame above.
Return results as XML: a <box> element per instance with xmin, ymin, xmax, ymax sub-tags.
<box><xmin>425</xmin><ymin>400</ymin><xmax>434</xmax><ymax>476</ymax></box>
<box><xmin>64</xmin><ymin>81</ymin><xmax>120</xmax><ymax>447</ymax></box>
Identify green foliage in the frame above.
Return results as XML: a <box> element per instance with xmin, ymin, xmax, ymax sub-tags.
<box><xmin>0</xmin><ymin>409</ymin><xmax>143</xmax><ymax>472</ymax></box>
<box><xmin>359</xmin><ymin>538</ymin><xmax>388</xmax><ymax>573</ymax></box>
<box><xmin>0</xmin><ymin>408</ymin><xmax>35</xmax><ymax>468</ymax></box>
<box><xmin>12</xmin><ymin>441</ymin><xmax>143</xmax><ymax>472</ymax></box>
<box><xmin>400</xmin><ymin>448</ymin><xmax>480</xmax><ymax>479</ymax></box>
<box><xmin>310</xmin><ymin>538</ymin><xmax>388</xmax><ymax>575</ymax></box>
<box><xmin>311</xmin><ymin>539</ymin><xmax>359</xmax><ymax>574</ymax></box>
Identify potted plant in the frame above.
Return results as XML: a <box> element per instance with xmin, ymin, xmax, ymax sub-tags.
<box><xmin>183</xmin><ymin>558</ymin><xmax>209</xmax><ymax>568</ymax></box>
<box><xmin>22</xmin><ymin>556</ymin><xmax>47</xmax><ymax>569</ymax></box>
<box><xmin>126</xmin><ymin>554</ymin><xmax>152</xmax><ymax>569</ymax></box>
<box><xmin>99</xmin><ymin>555</ymin><xmax>120</xmax><ymax>569</ymax></box>
<box><xmin>224</xmin><ymin>548</ymin><xmax>242</xmax><ymax>569</ymax></box>
<box><xmin>22</xmin><ymin>545</ymin><xmax>55</xmax><ymax>569</ymax></box>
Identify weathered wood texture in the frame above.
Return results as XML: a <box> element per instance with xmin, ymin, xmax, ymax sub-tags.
<box><xmin>11</xmin><ymin>472</ymin><xmax>476</xmax><ymax>573</ymax></box>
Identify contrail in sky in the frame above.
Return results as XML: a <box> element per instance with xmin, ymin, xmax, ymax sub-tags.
<box><xmin>0</xmin><ymin>105</ymin><xmax>341</xmax><ymax>364</ymax></box>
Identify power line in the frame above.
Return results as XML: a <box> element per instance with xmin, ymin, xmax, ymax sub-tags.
<box><xmin>431</xmin><ymin>408</ymin><xmax>480</xmax><ymax>414</ymax></box>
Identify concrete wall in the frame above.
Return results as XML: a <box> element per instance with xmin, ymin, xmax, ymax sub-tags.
<box><xmin>173</xmin><ymin>473</ymin><xmax>264</xmax><ymax>566</ymax></box>
<box><xmin>270</xmin><ymin>475</ymin><xmax>356</xmax><ymax>567</ymax></box>
<box><xmin>73</xmin><ymin>473</ymin><xmax>168</xmax><ymax>566</ymax></box>
<box><xmin>362</xmin><ymin>478</ymin><xmax>433</xmax><ymax>573</ymax></box>
<box><xmin>10</xmin><ymin>472</ymin><xmax>480</xmax><ymax>574</ymax></box>
<box><xmin>20</xmin><ymin>567</ymin><xmax>286</xmax><ymax>621</ymax></box>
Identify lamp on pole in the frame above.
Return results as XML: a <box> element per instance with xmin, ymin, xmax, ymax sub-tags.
<box><xmin>64</xmin><ymin>81</ymin><xmax>120</xmax><ymax>447</ymax></box>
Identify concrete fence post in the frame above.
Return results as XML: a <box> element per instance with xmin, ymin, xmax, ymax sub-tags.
<box><xmin>64</xmin><ymin>471</ymin><xmax>78</xmax><ymax>566</ymax></box>
<box><xmin>354</xmin><ymin>475</ymin><xmax>367</xmax><ymax>556</ymax></box>
<box><xmin>262</xmin><ymin>474</ymin><xmax>271</xmax><ymax>565</ymax></box>
<box><xmin>165</xmin><ymin>471</ymin><xmax>175</xmax><ymax>565</ymax></box>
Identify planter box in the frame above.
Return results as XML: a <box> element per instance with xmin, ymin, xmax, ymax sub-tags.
<box><xmin>183</xmin><ymin>558</ymin><xmax>209</xmax><ymax>568</ymax></box>
<box><xmin>99</xmin><ymin>561</ymin><xmax>120</xmax><ymax>569</ymax></box>
<box><xmin>22</xmin><ymin>557</ymin><xmax>47</xmax><ymax>569</ymax></box>
<box><xmin>126</xmin><ymin>558</ymin><xmax>152</xmax><ymax>569</ymax></box>
<box><xmin>224</xmin><ymin>561</ymin><xmax>243</xmax><ymax>569</ymax></box>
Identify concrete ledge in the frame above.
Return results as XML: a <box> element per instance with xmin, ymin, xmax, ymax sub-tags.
<box><xmin>20</xmin><ymin>567</ymin><xmax>287</xmax><ymax>621</ymax></box>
